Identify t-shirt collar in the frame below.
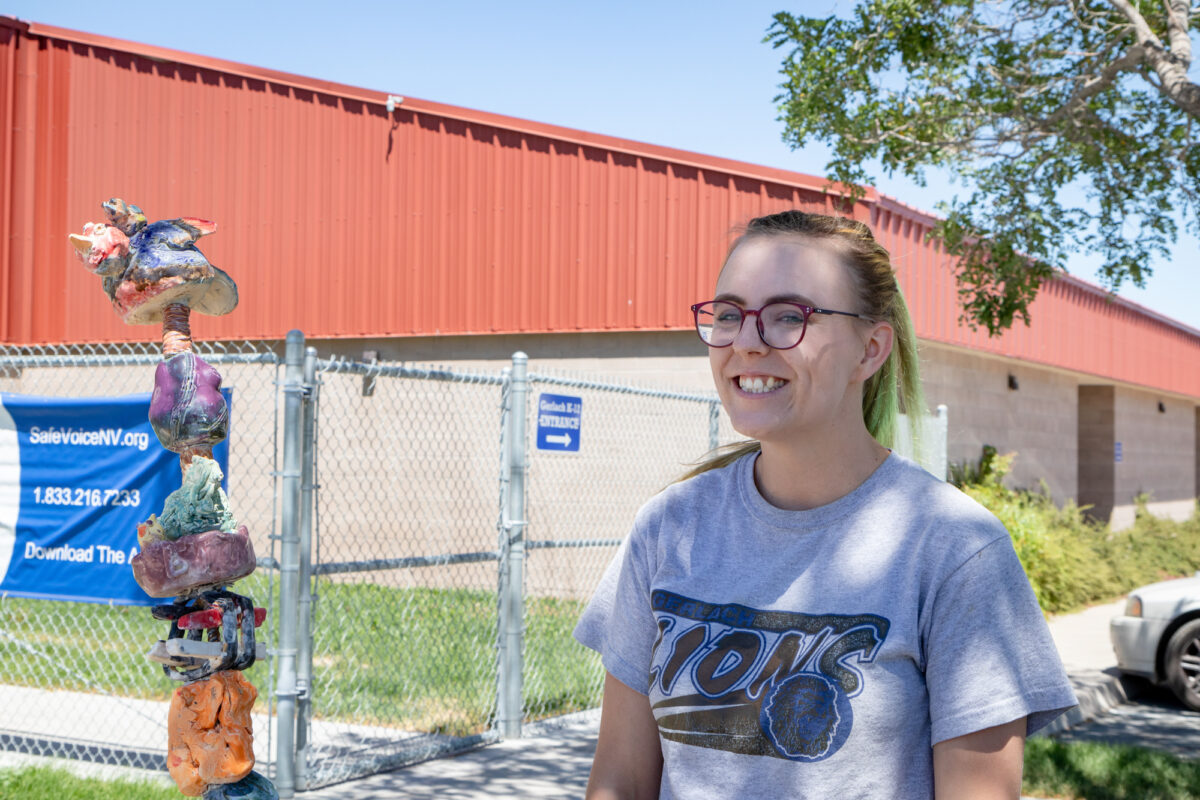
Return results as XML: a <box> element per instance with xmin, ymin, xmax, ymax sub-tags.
<box><xmin>736</xmin><ymin>448</ymin><xmax>901</xmax><ymax>530</ymax></box>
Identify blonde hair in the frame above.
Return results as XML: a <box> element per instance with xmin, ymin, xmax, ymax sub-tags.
<box><xmin>681</xmin><ymin>210</ymin><xmax>924</xmax><ymax>480</ymax></box>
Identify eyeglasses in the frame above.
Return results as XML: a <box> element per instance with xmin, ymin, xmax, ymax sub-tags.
<box><xmin>691</xmin><ymin>300</ymin><xmax>875</xmax><ymax>350</ymax></box>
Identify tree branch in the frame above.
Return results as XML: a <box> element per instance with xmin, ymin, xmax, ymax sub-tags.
<box><xmin>1106</xmin><ymin>0</ymin><xmax>1160</xmax><ymax>42</ymax></box>
<box><xmin>1104</xmin><ymin>0</ymin><xmax>1200</xmax><ymax>117</ymax></box>
<box><xmin>1042</xmin><ymin>43</ymin><xmax>1147</xmax><ymax>124</ymax></box>
<box><xmin>1163</xmin><ymin>0</ymin><xmax>1193</xmax><ymax>65</ymax></box>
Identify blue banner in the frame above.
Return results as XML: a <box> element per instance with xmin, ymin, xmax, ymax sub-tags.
<box><xmin>0</xmin><ymin>391</ymin><xmax>230</xmax><ymax>605</ymax></box>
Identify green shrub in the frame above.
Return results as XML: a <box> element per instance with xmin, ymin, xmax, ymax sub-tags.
<box><xmin>950</xmin><ymin>448</ymin><xmax>1200</xmax><ymax>615</ymax></box>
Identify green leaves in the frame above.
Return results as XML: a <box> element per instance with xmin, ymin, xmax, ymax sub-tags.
<box><xmin>768</xmin><ymin>0</ymin><xmax>1200</xmax><ymax>335</ymax></box>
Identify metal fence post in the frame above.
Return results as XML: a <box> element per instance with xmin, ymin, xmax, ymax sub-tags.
<box><xmin>934</xmin><ymin>404</ymin><xmax>949</xmax><ymax>481</ymax></box>
<box><xmin>496</xmin><ymin>365</ymin><xmax>511</xmax><ymax>734</ymax></box>
<box><xmin>498</xmin><ymin>352</ymin><xmax>528</xmax><ymax>738</ymax></box>
<box><xmin>294</xmin><ymin>345</ymin><xmax>318</xmax><ymax>789</ymax></box>
<box><xmin>708</xmin><ymin>399</ymin><xmax>720</xmax><ymax>451</ymax></box>
<box><xmin>274</xmin><ymin>330</ymin><xmax>305</xmax><ymax>798</ymax></box>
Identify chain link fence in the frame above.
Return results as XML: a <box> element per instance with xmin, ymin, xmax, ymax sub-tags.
<box><xmin>0</xmin><ymin>338</ymin><xmax>947</xmax><ymax>795</ymax></box>
<box><xmin>0</xmin><ymin>340</ymin><xmax>282</xmax><ymax>773</ymax></box>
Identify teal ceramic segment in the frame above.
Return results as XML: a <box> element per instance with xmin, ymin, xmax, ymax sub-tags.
<box><xmin>152</xmin><ymin>456</ymin><xmax>237</xmax><ymax>540</ymax></box>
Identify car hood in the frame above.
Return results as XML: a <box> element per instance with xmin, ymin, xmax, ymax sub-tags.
<box><xmin>1132</xmin><ymin>575</ymin><xmax>1200</xmax><ymax>619</ymax></box>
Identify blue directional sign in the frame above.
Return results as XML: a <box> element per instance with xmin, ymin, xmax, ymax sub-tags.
<box><xmin>536</xmin><ymin>393</ymin><xmax>581</xmax><ymax>452</ymax></box>
<box><xmin>0</xmin><ymin>391</ymin><xmax>230</xmax><ymax>605</ymax></box>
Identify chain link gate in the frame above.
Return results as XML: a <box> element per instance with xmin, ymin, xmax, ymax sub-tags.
<box><xmin>292</xmin><ymin>352</ymin><xmax>510</xmax><ymax>789</ymax></box>
<box><xmin>0</xmin><ymin>341</ymin><xmax>283</xmax><ymax>775</ymax></box>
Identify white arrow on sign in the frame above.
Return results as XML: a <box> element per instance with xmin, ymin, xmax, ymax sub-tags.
<box><xmin>546</xmin><ymin>432</ymin><xmax>572</xmax><ymax>446</ymax></box>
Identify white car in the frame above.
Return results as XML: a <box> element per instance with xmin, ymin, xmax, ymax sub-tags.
<box><xmin>1110</xmin><ymin>573</ymin><xmax>1200</xmax><ymax>710</ymax></box>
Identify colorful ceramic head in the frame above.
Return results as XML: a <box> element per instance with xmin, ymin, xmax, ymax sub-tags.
<box><xmin>68</xmin><ymin>221</ymin><xmax>130</xmax><ymax>276</ymax></box>
<box><xmin>74</xmin><ymin>199</ymin><xmax>239</xmax><ymax>325</ymax></box>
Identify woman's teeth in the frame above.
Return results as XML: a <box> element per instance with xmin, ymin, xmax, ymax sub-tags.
<box><xmin>738</xmin><ymin>376</ymin><xmax>784</xmax><ymax>394</ymax></box>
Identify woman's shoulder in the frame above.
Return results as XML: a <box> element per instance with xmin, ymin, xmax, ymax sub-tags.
<box><xmin>880</xmin><ymin>454</ymin><xmax>1009</xmax><ymax>541</ymax></box>
<box><xmin>637</xmin><ymin>451</ymin><xmax>747</xmax><ymax>522</ymax></box>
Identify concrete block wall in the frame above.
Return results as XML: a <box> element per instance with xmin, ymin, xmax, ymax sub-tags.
<box><xmin>918</xmin><ymin>343</ymin><xmax>1079</xmax><ymax>504</ymax></box>
<box><xmin>1110</xmin><ymin>388</ymin><xmax>1197</xmax><ymax>528</ymax></box>
<box><xmin>331</xmin><ymin>332</ymin><xmax>1199</xmax><ymax>532</ymax></box>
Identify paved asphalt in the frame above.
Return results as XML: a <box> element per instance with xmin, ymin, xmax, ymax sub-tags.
<box><xmin>1050</xmin><ymin>681</ymin><xmax>1200</xmax><ymax>760</ymax></box>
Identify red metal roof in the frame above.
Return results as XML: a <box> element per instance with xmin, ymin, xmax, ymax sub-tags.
<box><xmin>2</xmin><ymin>16</ymin><xmax>1199</xmax><ymax>400</ymax></box>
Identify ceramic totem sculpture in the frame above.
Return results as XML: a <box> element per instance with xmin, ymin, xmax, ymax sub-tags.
<box><xmin>69</xmin><ymin>200</ymin><xmax>277</xmax><ymax>799</ymax></box>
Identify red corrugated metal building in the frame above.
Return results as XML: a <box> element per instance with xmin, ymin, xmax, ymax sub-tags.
<box><xmin>2</xmin><ymin>16</ymin><xmax>1197</xmax><ymax>522</ymax></box>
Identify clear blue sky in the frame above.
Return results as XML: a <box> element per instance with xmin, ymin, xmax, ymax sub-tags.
<box><xmin>7</xmin><ymin>0</ymin><xmax>1198</xmax><ymax>329</ymax></box>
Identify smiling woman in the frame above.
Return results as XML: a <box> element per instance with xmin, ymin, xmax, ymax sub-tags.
<box><xmin>574</xmin><ymin>210</ymin><xmax>1078</xmax><ymax>800</ymax></box>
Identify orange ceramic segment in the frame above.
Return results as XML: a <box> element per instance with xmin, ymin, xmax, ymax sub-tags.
<box><xmin>167</xmin><ymin>670</ymin><xmax>257</xmax><ymax>796</ymax></box>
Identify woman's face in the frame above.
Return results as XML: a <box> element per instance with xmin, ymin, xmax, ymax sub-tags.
<box><xmin>709</xmin><ymin>235</ymin><xmax>884</xmax><ymax>446</ymax></box>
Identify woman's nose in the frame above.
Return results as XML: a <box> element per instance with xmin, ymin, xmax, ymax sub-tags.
<box><xmin>731</xmin><ymin>313</ymin><xmax>769</xmax><ymax>354</ymax></box>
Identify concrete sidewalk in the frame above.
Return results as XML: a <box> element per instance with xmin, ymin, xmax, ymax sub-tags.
<box><xmin>0</xmin><ymin>598</ymin><xmax>1143</xmax><ymax>799</ymax></box>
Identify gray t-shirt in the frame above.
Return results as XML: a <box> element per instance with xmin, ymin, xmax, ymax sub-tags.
<box><xmin>574</xmin><ymin>451</ymin><xmax>1076</xmax><ymax>800</ymax></box>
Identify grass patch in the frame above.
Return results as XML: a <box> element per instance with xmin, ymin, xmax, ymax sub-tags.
<box><xmin>0</xmin><ymin>765</ymin><xmax>176</xmax><ymax>800</ymax></box>
<box><xmin>1</xmin><ymin>575</ymin><xmax>603</xmax><ymax>737</ymax></box>
<box><xmin>1023</xmin><ymin>736</ymin><xmax>1200</xmax><ymax>799</ymax></box>
<box><xmin>952</xmin><ymin>448</ymin><xmax>1200</xmax><ymax>615</ymax></box>
<box><xmin>308</xmin><ymin>580</ymin><xmax>601</xmax><ymax>735</ymax></box>
<box><xmin>524</xmin><ymin>593</ymin><xmax>605</xmax><ymax>718</ymax></box>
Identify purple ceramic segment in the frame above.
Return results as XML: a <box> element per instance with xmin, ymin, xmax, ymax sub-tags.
<box><xmin>202</xmin><ymin>771</ymin><xmax>278</xmax><ymax>800</ymax></box>
<box><xmin>131</xmin><ymin>525</ymin><xmax>256</xmax><ymax>598</ymax></box>
<box><xmin>151</xmin><ymin>352</ymin><xmax>229</xmax><ymax>452</ymax></box>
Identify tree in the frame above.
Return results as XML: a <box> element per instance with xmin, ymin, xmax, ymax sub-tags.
<box><xmin>768</xmin><ymin>1</ymin><xmax>1200</xmax><ymax>335</ymax></box>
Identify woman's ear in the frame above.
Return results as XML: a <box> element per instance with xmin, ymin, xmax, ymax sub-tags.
<box><xmin>855</xmin><ymin>321</ymin><xmax>894</xmax><ymax>382</ymax></box>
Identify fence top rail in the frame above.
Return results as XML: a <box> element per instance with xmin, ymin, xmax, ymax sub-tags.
<box><xmin>528</xmin><ymin>371</ymin><xmax>720</xmax><ymax>404</ymax></box>
<box><xmin>315</xmin><ymin>357</ymin><xmax>507</xmax><ymax>386</ymax></box>
<box><xmin>0</xmin><ymin>348</ymin><xmax>279</xmax><ymax>369</ymax></box>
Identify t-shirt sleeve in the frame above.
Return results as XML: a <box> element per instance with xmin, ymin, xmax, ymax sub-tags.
<box><xmin>923</xmin><ymin>535</ymin><xmax>1078</xmax><ymax>744</ymax></box>
<box><xmin>573</xmin><ymin>521</ymin><xmax>659</xmax><ymax>696</ymax></box>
